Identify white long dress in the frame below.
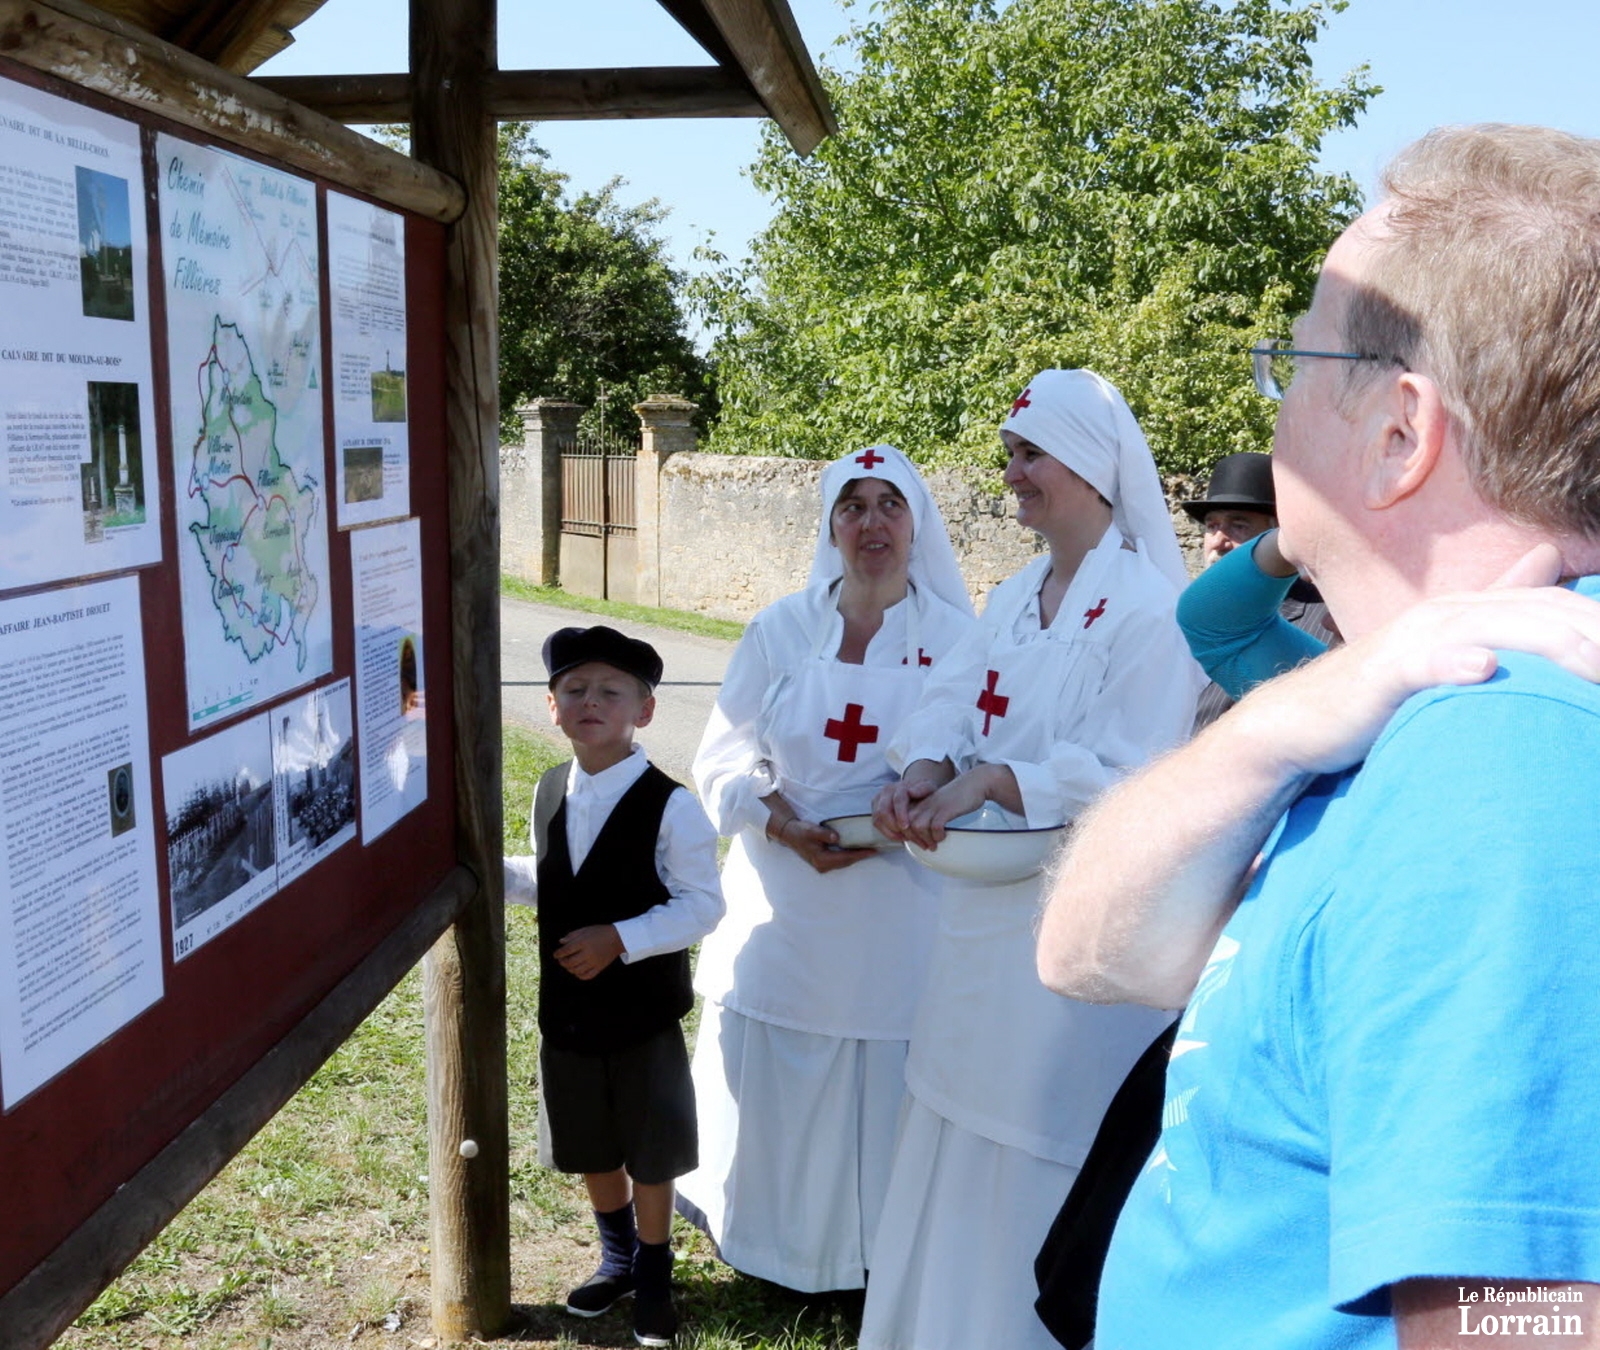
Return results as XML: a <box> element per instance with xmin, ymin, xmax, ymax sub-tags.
<box><xmin>679</xmin><ymin>581</ymin><xmax>976</xmax><ymax>1292</ymax></box>
<box><xmin>859</xmin><ymin>528</ymin><xmax>1202</xmax><ymax>1350</ymax></box>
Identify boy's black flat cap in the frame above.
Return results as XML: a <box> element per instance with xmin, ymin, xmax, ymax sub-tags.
<box><xmin>542</xmin><ymin>625</ymin><xmax>664</xmax><ymax>689</ymax></box>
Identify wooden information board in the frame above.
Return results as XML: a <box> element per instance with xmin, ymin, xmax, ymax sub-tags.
<box><xmin>0</xmin><ymin>54</ymin><xmax>464</xmax><ymax>1339</ymax></box>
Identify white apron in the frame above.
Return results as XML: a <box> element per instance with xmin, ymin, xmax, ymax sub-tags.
<box><xmin>904</xmin><ymin>544</ymin><xmax>1172</xmax><ymax>1165</ymax></box>
<box><xmin>694</xmin><ymin>600</ymin><xmax>944</xmax><ymax>1041</ymax></box>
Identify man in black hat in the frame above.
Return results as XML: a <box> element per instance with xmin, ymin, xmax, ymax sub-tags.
<box><xmin>1181</xmin><ymin>453</ymin><xmax>1328</xmax><ymax>731</ymax></box>
<box><xmin>1182</xmin><ymin>451</ymin><xmax>1278</xmax><ymax>568</ymax></box>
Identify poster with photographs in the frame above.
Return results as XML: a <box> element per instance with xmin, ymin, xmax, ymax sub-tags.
<box><xmin>328</xmin><ymin>192</ymin><xmax>409</xmax><ymax>527</ymax></box>
<box><xmin>162</xmin><ymin>716</ymin><xmax>278</xmax><ymax>961</ymax></box>
<box><xmin>270</xmin><ymin>679</ymin><xmax>356</xmax><ymax>887</ymax></box>
<box><xmin>0</xmin><ymin>576</ymin><xmax>162</xmax><ymax>1108</ymax></box>
<box><xmin>0</xmin><ymin>75</ymin><xmax>161</xmax><ymax>591</ymax></box>
<box><xmin>352</xmin><ymin>518</ymin><xmax>426</xmax><ymax>842</ymax></box>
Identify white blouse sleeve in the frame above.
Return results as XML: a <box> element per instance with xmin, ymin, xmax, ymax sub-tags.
<box><xmin>885</xmin><ymin>613</ymin><xmax>993</xmax><ymax>773</ymax></box>
<box><xmin>692</xmin><ymin>613</ymin><xmax>783</xmax><ymax>836</ymax></box>
<box><xmin>1000</xmin><ymin>599</ymin><xmax>1201</xmax><ymax>828</ymax></box>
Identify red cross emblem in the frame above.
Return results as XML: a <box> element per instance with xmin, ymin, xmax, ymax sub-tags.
<box><xmin>854</xmin><ymin>447</ymin><xmax>885</xmax><ymax>469</ymax></box>
<box><xmin>976</xmin><ymin>668</ymin><xmax>1010</xmax><ymax>736</ymax></box>
<box><xmin>1083</xmin><ymin>598</ymin><xmax>1108</xmax><ymax>629</ymax></box>
<box><xmin>824</xmin><ymin>702</ymin><xmax>880</xmax><ymax>763</ymax></box>
<box><xmin>901</xmin><ymin>648</ymin><xmax>933</xmax><ymax>667</ymax></box>
<box><xmin>1009</xmin><ymin>388</ymin><xmax>1032</xmax><ymax>417</ymax></box>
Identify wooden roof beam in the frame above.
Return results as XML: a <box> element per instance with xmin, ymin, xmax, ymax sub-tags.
<box><xmin>0</xmin><ymin>0</ymin><xmax>465</xmax><ymax>222</ymax></box>
<box><xmin>254</xmin><ymin>66</ymin><xmax>767</xmax><ymax>124</ymax></box>
<box><xmin>694</xmin><ymin>0</ymin><xmax>835</xmax><ymax>154</ymax></box>
<box><xmin>160</xmin><ymin>0</ymin><xmax>283</xmax><ymax>70</ymax></box>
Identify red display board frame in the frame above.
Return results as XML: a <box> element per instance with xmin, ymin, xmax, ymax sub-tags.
<box><xmin>0</xmin><ymin>53</ymin><xmax>462</xmax><ymax>1314</ymax></box>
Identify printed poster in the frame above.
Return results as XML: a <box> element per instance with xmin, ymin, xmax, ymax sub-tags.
<box><xmin>162</xmin><ymin>714</ymin><xmax>278</xmax><ymax>961</ymax></box>
<box><xmin>328</xmin><ymin>192</ymin><xmax>409</xmax><ymax>526</ymax></box>
<box><xmin>0</xmin><ymin>76</ymin><xmax>161</xmax><ymax>591</ymax></box>
<box><xmin>0</xmin><ymin>576</ymin><xmax>162</xmax><ymax>1108</ymax></box>
<box><xmin>157</xmin><ymin>134</ymin><xmax>333</xmax><ymax>730</ymax></box>
<box><xmin>352</xmin><ymin>518</ymin><xmax>427</xmax><ymax>842</ymax></box>
<box><xmin>270</xmin><ymin>678</ymin><xmax>356</xmax><ymax>887</ymax></box>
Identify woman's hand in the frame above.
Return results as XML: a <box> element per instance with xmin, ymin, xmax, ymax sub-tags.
<box><xmin>773</xmin><ymin>816</ymin><xmax>877</xmax><ymax>873</ymax></box>
<box><xmin>898</xmin><ymin>765</ymin><xmax>1001</xmax><ymax>850</ymax></box>
<box><xmin>872</xmin><ymin>758</ymin><xmax>955</xmax><ymax>841</ymax></box>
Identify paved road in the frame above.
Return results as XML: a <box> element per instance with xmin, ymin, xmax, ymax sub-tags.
<box><xmin>500</xmin><ymin>597</ymin><xmax>738</xmax><ymax>787</ymax></box>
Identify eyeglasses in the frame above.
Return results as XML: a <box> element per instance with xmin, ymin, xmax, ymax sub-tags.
<box><xmin>1249</xmin><ymin>341</ymin><xmax>1401</xmax><ymax>401</ymax></box>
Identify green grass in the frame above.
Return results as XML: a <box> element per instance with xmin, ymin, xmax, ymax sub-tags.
<box><xmin>501</xmin><ymin>575</ymin><xmax>746</xmax><ymax>643</ymax></box>
<box><xmin>62</xmin><ymin>724</ymin><xmax>853</xmax><ymax>1350</ymax></box>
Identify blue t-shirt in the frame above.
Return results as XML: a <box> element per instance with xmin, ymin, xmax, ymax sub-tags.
<box><xmin>1097</xmin><ymin>579</ymin><xmax>1600</xmax><ymax>1348</ymax></box>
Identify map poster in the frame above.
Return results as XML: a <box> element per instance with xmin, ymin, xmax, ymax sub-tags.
<box><xmin>0</xmin><ymin>576</ymin><xmax>163</xmax><ymax>1109</ymax></box>
<box><xmin>327</xmin><ymin>192</ymin><xmax>409</xmax><ymax>527</ymax></box>
<box><xmin>0</xmin><ymin>76</ymin><xmax>161</xmax><ymax>592</ymax></box>
<box><xmin>157</xmin><ymin>134</ymin><xmax>333</xmax><ymax>731</ymax></box>
<box><xmin>351</xmin><ymin>518</ymin><xmax>427</xmax><ymax>843</ymax></box>
<box><xmin>270</xmin><ymin>678</ymin><xmax>356</xmax><ymax>887</ymax></box>
<box><xmin>162</xmin><ymin>714</ymin><xmax>278</xmax><ymax>961</ymax></box>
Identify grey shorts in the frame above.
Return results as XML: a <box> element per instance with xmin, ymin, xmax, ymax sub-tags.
<box><xmin>537</xmin><ymin>1023</ymin><xmax>698</xmax><ymax>1184</ymax></box>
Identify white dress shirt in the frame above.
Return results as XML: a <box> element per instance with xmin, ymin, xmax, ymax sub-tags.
<box><xmin>503</xmin><ymin>744</ymin><xmax>724</xmax><ymax>962</ymax></box>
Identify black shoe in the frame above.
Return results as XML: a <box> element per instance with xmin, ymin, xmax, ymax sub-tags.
<box><xmin>633</xmin><ymin>1292</ymin><xmax>679</xmax><ymax>1346</ymax></box>
<box><xmin>565</xmin><ymin>1269</ymin><xmax>635</xmax><ymax>1317</ymax></box>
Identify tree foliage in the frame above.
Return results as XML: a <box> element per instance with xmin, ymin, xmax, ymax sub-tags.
<box><xmin>695</xmin><ymin>0</ymin><xmax>1376</xmax><ymax>472</ymax></box>
<box><xmin>497</xmin><ymin>125</ymin><xmax>712</xmax><ymax>441</ymax></box>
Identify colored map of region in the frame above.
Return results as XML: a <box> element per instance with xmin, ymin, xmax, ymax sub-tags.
<box><xmin>187</xmin><ymin>318</ymin><xmax>320</xmax><ymax>669</ymax></box>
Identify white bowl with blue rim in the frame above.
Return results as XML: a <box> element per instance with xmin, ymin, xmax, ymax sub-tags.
<box><xmin>904</xmin><ymin>803</ymin><xmax>1066</xmax><ymax>884</ymax></box>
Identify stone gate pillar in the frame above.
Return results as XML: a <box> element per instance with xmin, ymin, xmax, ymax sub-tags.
<box><xmin>507</xmin><ymin>399</ymin><xmax>583</xmax><ymax>586</ymax></box>
<box><xmin>633</xmin><ymin>395</ymin><xmax>698</xmax><ymax>608</ymax></box>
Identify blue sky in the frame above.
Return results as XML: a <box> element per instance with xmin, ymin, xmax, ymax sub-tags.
<box><xmin>259</xmin><ymin>0</ymin><xmax>1600</xmax><ymax>274</ymax></box>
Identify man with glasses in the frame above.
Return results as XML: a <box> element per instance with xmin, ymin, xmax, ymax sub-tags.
<box><xmin>1037</xmin><ymin>124</ymin><xmax>1600</xmax><ymax>1348</ymax></box>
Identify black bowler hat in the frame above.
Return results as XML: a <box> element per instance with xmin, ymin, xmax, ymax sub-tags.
<box><xmin>1181</xmin><ymin>452</ymin><xmax>1277</xmax><ymax>523</ymax></box>
<box><xmin>542</xmin><ymin>625</ymin><xmax>664</xmax><ymax>689</ymax></box>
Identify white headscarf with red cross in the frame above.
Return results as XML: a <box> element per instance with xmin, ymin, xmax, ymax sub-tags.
<box><xmin>808</xmin><ymin>443</ymin><xmax>974</xmax><ymax>616</ymax></box>
<box><xmin>1001</xmin><ymin>369</ymin><xmax>1188</xmax><ymax>590</ymax></box>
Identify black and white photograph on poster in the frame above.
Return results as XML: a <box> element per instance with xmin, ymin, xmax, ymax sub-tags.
<box><xmin>0</xmin><ymin>75</ymin><xmax>161</xmax><ymax>590</ymax></box>
<box><xmin>328</xmin><ymin>191</ymin><xmax>409</xmax><ymax>527</ymax></box>
<box><xmin>75</xmin><ymin>166</ymin><xmax>134</xmax><ymax>322</ymax></box>
<box><xmin>271</xmin><ymin>678</ymin><xmax>356</xmax><ymax>886</ymax></box>
<box><xmin>81</xmin><ymin>380</ymin><xmax>145</xmax><ymax>542</ymax></box>
<box><xmin>163</xmin><ymin>716</ymin><xmax>278</xmax><ymax>961</ymax></box>
<box><xmin>0</xmin><ymin>575</ymin><xmax>163</xmax><ymax>1108</ymax></box>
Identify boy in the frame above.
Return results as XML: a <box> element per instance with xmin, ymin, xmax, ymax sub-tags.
<box><xmin>504</xmin><ymin>625</ymin><xmax>724</xmax><ymax>1347</ymax></box>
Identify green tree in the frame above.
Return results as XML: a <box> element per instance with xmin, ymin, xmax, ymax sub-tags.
<box><xmin>497</xmin><ymin>124</ymin><xmax>712</xmax><ymax>441</ymax></box>
<box><xmin>696</xmin><ymin>0</ymin><xmax>1375</xmax><ymax>472</ymax></box>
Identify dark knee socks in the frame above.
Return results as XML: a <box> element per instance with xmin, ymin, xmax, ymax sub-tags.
<box><xmin>634</xmin><ymin>1237</ymin><xmax>673</xmax><ymax>1302</ymax></box>
<box><xmin>594</xmin><ymin>1202</ymin><xmax>638</xmax><ymax>1279</ymax></box>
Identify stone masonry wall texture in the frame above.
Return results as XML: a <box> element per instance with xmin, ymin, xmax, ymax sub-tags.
<box><xmin>650</xmin><ymin>453</ymin><xmax>1208</xmax><ymax>623</ymax></box>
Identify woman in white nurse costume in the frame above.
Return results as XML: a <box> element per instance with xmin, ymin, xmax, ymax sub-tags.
<box><xmin>863</xmin><ymin>371</ymin><xmax>1203</xmax><ymax>1350</ymax></box>
<box><xmin>677</xmin><ymin>445</ymin><xmax>978</xmax><ymax>1293</ymax></box>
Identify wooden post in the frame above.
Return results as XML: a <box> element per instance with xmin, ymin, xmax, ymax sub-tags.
<box><xmin>409</xmin><ymin>0</ymin><xmax>510</xmax><ymax>1338</ymax></box>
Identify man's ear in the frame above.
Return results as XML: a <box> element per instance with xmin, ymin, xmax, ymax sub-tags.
<box><xmin>635</xmin><ymin>694</ymin><xmax>656</xmax><ymax>729</ymax></box>
<box><xmin>546</xmin><ymin>688</ymin><xmax>560</xmax><ymax>725</ymax></box>
<box><xmin>1365</xmin><ymin>371</ymin><xmax>1449</xmax><ymax>510</ymax></box>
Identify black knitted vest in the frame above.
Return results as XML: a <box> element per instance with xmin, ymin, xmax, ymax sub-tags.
<box><xmin>534</xmin><ymin>761</ymin><xmax>693</xmax><ymax>1053</ymax></box>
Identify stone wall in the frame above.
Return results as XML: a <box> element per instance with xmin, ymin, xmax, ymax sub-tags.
<box><xmin>499</xmin><ymin>391</ymin><xmax>1213</xmax><ymax>620</ymax></box>
<box><xmin>651</xmin><ymin>452</ymin><xmax>1209</xmax><ymax>622</ymax></box>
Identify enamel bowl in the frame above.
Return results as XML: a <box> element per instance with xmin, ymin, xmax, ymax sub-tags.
<box><xmin>820</xmin><ymin>813</ymin><xmax>899</xmax><ymax>851</ymax></box>
<box><xmin>904</xmin><ymin>804</ymin><xmax>1067</xmax><ymax>884</ymax></box>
